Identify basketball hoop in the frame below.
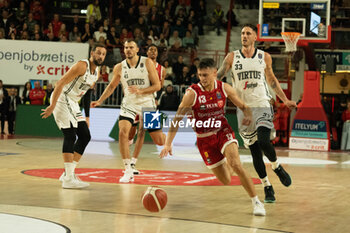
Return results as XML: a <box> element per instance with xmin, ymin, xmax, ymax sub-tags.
<box><xmin>281</xmin><ymin>32</ymin><xmax>301</xmax><ymax>52</ymax></box>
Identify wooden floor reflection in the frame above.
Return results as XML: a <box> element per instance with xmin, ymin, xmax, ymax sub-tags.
<box><xmin>0</xmin><ymin>137</ymin><xmax>349</xmax><ymax>233</ymax></box>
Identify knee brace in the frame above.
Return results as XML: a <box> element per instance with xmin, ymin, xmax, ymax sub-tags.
<box><xmin>257</xmin><ymin>126</ymin><xmax>277</xmax><ymax>162</ymax></box>
<box><xmin>62</xmin><ymin>127</ymin><xmax>77</xmax><ymax>153</ymax></box>
<box><xmin>74</xmin><ymin>121</ymin><xmax>91</xmax><ymax>155</ymax></box>
<box><xmin>249</xmin><ymin>141</ymin><xmax>267</xmax><ymax>179</ymax></box>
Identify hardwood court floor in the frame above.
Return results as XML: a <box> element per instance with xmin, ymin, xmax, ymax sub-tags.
<box><xmin>0</xmin><ymin>137</ymin><xmax>349</xmax><ymax>233</ymax></box>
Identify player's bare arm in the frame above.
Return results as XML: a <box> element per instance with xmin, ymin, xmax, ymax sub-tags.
<box><xmin>264</xmin><ymin>52</ymin><xmax>297</xmax><ymax>109</ymax></box>
<box><xmin>217</xmin><ymin>52</ymin><xmax>234</xmax><ymax>80</ymax></box>
<box><xmin>41</xmin><ymin>61</ymin><xmax>87</xmax><ymax>118</ymax></box>
<box><xmin>128</xmin><ymin>58</ymin><xmax>161</xmax><ymax>95</ymax></box>
<box><xmin>224</xmin><ymin>83</ymin><xmax>252</xmax><ymax>126</ymax></box>
<box><xmin>159</xmin><ymin>90</ymin><xmax>195</xmax><ymax>158</ymax></box>
<box><xmin>91</xmin><ymin>63</ymin><xmax>121</xmax><ymax>107</ymax></box>
<box><xmin>161</xmin><ymin>65</ymin><xmax>166</xmax><ymax>87</ymax></box>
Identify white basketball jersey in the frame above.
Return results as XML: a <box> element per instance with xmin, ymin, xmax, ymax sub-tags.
<box><xmin>120</xmin><ymin>56</ymin><xmax>153</xmax><ymax>104</ymax></box>
<box><xmin>59</xmin><ymin>59</ymin><xmax>98</xmax><ymax>102</ymax></box>
<box><xmin>231</xmin><ymin>49</ymin><xmax>272</xmax><ymax>107</ymax></box>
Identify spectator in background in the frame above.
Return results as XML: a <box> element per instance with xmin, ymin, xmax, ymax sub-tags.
<box><xmin>88</xmin><ymin>15</ymin><xmax>97</xmax><ymax>32</ymax></box>
<box><xmin>120</xmin><ymin>27</ymin><xmax>133</xmax><ymax>43</ymax></box>
<box><xmin>148</xmin><ymin>6</ymin><xmax>161</xmax><ymax>33</ymax></box>
<box><xmin>102</xmin><ymin>18</ymin><xmax>109</xmax><ymax>32</ymax></box>
<box><xmin>126</xmin><ymin>7</ymin><xmax>138</xmax><ymax>26</ymax></box>
<box><xmin>58</xmin><ymin>23</ymin><xmax>68</xmax><ymax>40</ymax></box>
<box><xmin>29</xmin><ymin>81</ymin><xmax>45</xmax><ymax>105</ymax></box>
<box><xmin>163</xmin><ymin>9</ymin><xmax>174</xmax><ymax>26</ymax></box>
<box><xmin>21</xmin><ymin>81</ymin><xmax>31</xmax><ymax>104</ymax></box>
<box><xmin>161</xmin><ymin>20</ymin><xmax>170</xmax><ymax>40</ymax></box>
<box><xmin>81</xmin><ymin>23</ymin><xmax>93</xmax><ymax>43</ymax></box>
<box><xmin>70</xmin><ymin>14</ymin><xmax>83</xmax><ymax>32</ymax></box>
<box><xmin>94</xmin><ymin>25</ymin><xmax>107</xmax><ymax>42</ymax></box>
<box><xmin>98</xmin><ymin>65</ymin><xmax>109</xmax><ymax>82</ymax></box>
<box><xmin>341</xmin><ymin>100</ymin><xmax>350</xmax><ymax>150</ymax></box>
<box><xmin>51</xmin><ymin>13</ymin><xmax>62</xmax><ymax>38</ymax></box>
<box><xmin>0</xmin><ymin>29</ymin><xmax>4</xmax><ymax>39</ymax></box>
<box><xmin>44</xmin><ymin>83</ymin><xmax>54</xmax><ymax>105</ymax></box>
<box><xmin>212</xmin><ymin>4</ymin><xmax>225</xmax><ymax>35</ymax></box>
<box><xmin>0</xmin><ymin>80</ymin><xmax>9</xmax><ymax>134</ymax></box>
<box><xmin>30</xmin><ymin>0</ymin><xmax>44</xmax><ymax>25</ymax></box>
<box><xmin>182</xmin><ymin>30</ymin><xmax>195</xmax><ymax>48</ymax></box>
<box><xmin>7</xmin><ymin>22</ymin><xmax>17</xmax><ymax>39</ymax></box>
<box><xmin>6</xmin><ymin>88</ymin><xmax>21</xmax><ymax>135</ymax></box>
<box><xmin>172</xmin><ymin>55</ymin><xmax>185</xmax><ymax>82</ymax></box>
<box><xmin>0</xmin><ymin>10</ymin><xmax>12</xmax><ymax>36</ymax></box>
<box><xmin>196</xmin><ymin>0</ymin><xmax>206</xmax><ymax>35</ymax></box>
<box><xmin>69</xmin><ymin>25</ymin><xmax>81</xmax><ymax>42</ymax></box>
<box><xmin>164</xmin><ymin>60</ymin><xmax>174</xmax><ymax>82</ymax></box>
<box><xmin>138</xmin><ymin>0</ymin><xmax>149</xmax><ymax>19</ymax></box>
<box><xmin>181</xmin><ymin>66</ymin><xmax>192</xmax><ymax>85</ymax></box>
<box><xmin>169</xmin><ymin>30</ymin><xmax>182</xmax><ymax>47</ymax></box>
<box><xmin>113</xmin><ymin>18</ymin><xmax>123</xmax><ymax>35</ymax></box>
<box><xmin>15</xmin><ymin>1</ymin><xmax>28</xmax><ymax>25</ymax></box>
<box><xmin>171</xmin><ymin>19</ymin><xmax>185</xmax><ymax>38</ymax></box>
<box><xmin>133</xmin><ymin>17</ymin><xmax>148</xmax><ymax>36</ymax></box>
<box><xmin>189</xmin><ymin>57</ymin><xmax>200</xmax><ymax>80</ymax></box>
<box><xmin>169</xmin><ymin>40</ymin><xmax>185</xmax><ymax>53</ymax></box>
<box><xmin>158</xmin><ymin>84</ymin><xmax>180</xmax><ymax>111</ymax></box>
<box><xmin>86</xmin><ymin>0</ymin><xmax>102</xmax><ymax>22</ymax></box>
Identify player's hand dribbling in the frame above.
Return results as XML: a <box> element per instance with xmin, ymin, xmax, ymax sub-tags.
<box><xmin>159</xmin><ymin>145</ymin><xmax>173</xmax><ymax>158</ymax></box>
<box><xmin>41</xmin><ymin>105</ymin><xmax>54</xmax><ymax>119</ymax></box>
<box><xmin>90</xmin><ymin>100</ymin><xmax>101</xmax><ymax>108</ymax></box>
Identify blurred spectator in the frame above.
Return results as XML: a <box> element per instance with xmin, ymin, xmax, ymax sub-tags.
<box><xmin>44</xmin><ymin>83</ymin><xmax>54</xmax><ymax>105</ymax></box>
<box><xmin>148</xmin><ymin>29</ymin><xmax>156</xmax><ymax>43</ymax></box>
<box><xmin>94</xmin><ymin>25</ymin><xmax>107</xmax><ymax>41</ymax></box>
<box><xmin>113</xmin><ymin>0</ymin><xmax>126</xmax><ymax>23</ymax></box>
<box><xmin>189</xmin><ymin>57</ymin><xmax>200</xmax><ymax>79</ymax></box>
<box><xmin>133</xmin><ymin>17</ymin><xmax>148</xmax><ymax>36</ymax></box>
<box><xmin>172</xmin><ymin>55</ymin><xmax>185</xmax><ymax>84</ymax></box>
<box><xmin>133</xmin><ymin>27</ymin><xmax>145</xmax><ymax>48</ymax></box>
<box><xmin>182</xmin><ymin>30</ymin><xmax>195</xmax><ymax>48</ymax></box>
<box><xmin>187</xmin><ymin>9</ymin><xmax>197</xmax><ymax>27</ymax></box>
<box><xmin>126</xmin><ymin>7</ymin><xmax>138</xmax><ymax>26</ymax></box>
<box><xmin>181</xmin><ymin>66</ymin><xmax>192</xmax><ymax>85</ymax></box>
<box><xmin>164</xmin><ymin>60</ymin><xmax>174</xmax><ymax>82</ymax></box>
<box><xmin>88</xmin><ymin>15</ymin><xmax>97</xmax><ymax>32</ymax></box>
<box><xmin>195</xmin><ymin>0</ymin><xmax>206</xmax><ymax>35</ymax></box>
<box><xmin>86</xmin><ymin>0</ymin><xmax>102</xmax><ymax>22</ymax></box>
<box><xmin>272</xmin><ymin>99</ymin><xmax>290</xmax><ymax>146</ymax></box>
<box><xmin>81</xmin><ymin>23</ymin><xmax>93</xmax><ymax>43</ymax></box>
<box><xmin>169</xmin><ymin>40</ymin><xmax>185</xmax><ymax>53</ymax></box>
<box><xmin>148</xmin><ymin>6</ymin><xmax>161</xmax><ymax>33</ymax></box>
<box><xmin>171</xmin><ymin>19</ymin><xmax>185</xmax><ymax>38</ymax></box>
<box><xmin>163</xmin><ymin>9</ymin><xmax>174</xmax><ymax>25</ymax></box>
<box><xmin>158</xmin><ymin>84</ymin><xmax>180</xmax><ymax>111</ymax></box>
<box><xmin>98</xmin><ymin>65</ymin><xmax>109</xmax><ymax>82</ymax></box>
<box><xmin>106</xmin><ymin>26</ymin><xmax>121</xmax><ymax>48</ymax></box>
<box><xmin>30</xmin><ymin>0</ymin><xmax>44</xmax><ymax>24</ymax></box>
<box><xmin>113</xmin><ymin>18</ymin><xmax>123</xmax><ymax>35</ymax></box>
<box><xmin>155</xmin><ymin>33</ymin><xmax>168</xmax><ymax>47</ymax></box>
<box><xmin>138</xmin><ymin>0</ymin><xmax>149</xmax><ymax>19</ymax></box>
<box><xmin>211</xmin><ymin>4</ymin><xmax>225</xmax><ymax>35</ymax></box>
<box><xmin>51</xmin><ymin>13</ymin><xmax>62</xmax><ymax>38</ymax></box>
<box><xmin>161</xmin><ymin>20</ymin><xmax>171</xmax><ymax>40</ymax></box>
<box><xmin>69</xmin><ymin>26</ymin><xmax>81</xmax><ymax>42</ymax></box>
<box><xmin>58</xmin><ymin>23</ymin><xmax>68</xmax><ymax>40</ymax></box>
<box><xmin>6</xmin><ymin>88</ymin><xmax>21</xmax><ymax>135</ymax></box>
<box><xmin>0</xmin><ymin>9</ymin><xmax>12</xmax><ymax>36</ymax></box>
<box><xmin>102</xmin><ymin>18</ymin><xmax>109</xmax><ymax>32</ymax></box>
<box><xmin>120</xmin><ymin>27</ymin><xmax>133</xmax><ymax>43</ymax></box>
<box><xmin>7</xmin><ymin>22</ymin><xmax>16</xmax><ymax>39</ymax></box>
<box><xmin>69</xmin><ymin>14</ymin><xmax>83</xmax><ymax>32</ymax></box>
<box><xmin>0</xmin><ymin>29</ymin><xmax>4</xmax><ymax>39</ymax></box>
<box><xmin>29</xmin><ymin>81</ymin><xmax>45</xmax><ymax>105</ymax></box>
<box><xmin>0</xmin><ymin>80</ymin><xmax>9</xmax><ymax>134</ymax></box>
<box><xmin>15</xmin><ymin>1</ymin><xmax>28</xmax><ymax>25</ymax></box>
<box><xmin>43</xmin><ymin>22</ymin><xmax>55</xmax><ymax>41</ymax></box>
<box><xmin>20</xmin><ymin>30</ymin><xmax>29</xmax><ymax>40</ymax></box>
<box><xmin>341</xmin><ymin>100</ymin><xmax>350</xmax><ymax>150</ymax></box>
<box><xmin>169</xmin><ymin>30</ymin><xmax>182</xmax><ymax>47</ymax></box>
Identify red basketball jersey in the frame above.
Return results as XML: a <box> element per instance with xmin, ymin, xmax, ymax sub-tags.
<box><xmin>188</xmin><ymin>80</ymin><xmax>229</xmax><ymax>134</ymax></box>
<box><xmin>155</xmin><ymin>63</ymin><xmax>163</xmax><ymax>81</ymax></box>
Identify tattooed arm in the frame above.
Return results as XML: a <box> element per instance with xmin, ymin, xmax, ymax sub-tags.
<box><xmin>264</xmin><ymin>52</ymin><xmax>297</xmax><ymax>109</ymax></box>
<box><xmin>217</xmin><ymin>52</ymin><xmax>234</xmax><ymax>80</ymax></box>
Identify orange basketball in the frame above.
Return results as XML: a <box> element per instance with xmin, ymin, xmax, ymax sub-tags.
<box><xmin>141</xmin><ymin>186</ymin><xmax>167</xmax><ymax>212</ymax></box>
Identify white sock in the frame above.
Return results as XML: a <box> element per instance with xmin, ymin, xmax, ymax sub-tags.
<box><xmin>123</xmin><ymin>159</ymin><xmax>131</xmax><ymax>171</ymax></box>
<box><xmin>271</xmin><ymin>161</ymin><xmax>280</xmax><ymax>170</ymax></box>
<box><xmin>251</xmin><ymin>196</ymin><xmax>260</xmax><ymax>205</ymax></box>
<box><xmin>73</xmin><ymin>161</ymin><xmax>78</xmax><ymax>166</ymax></box>
<box><xmin>131</xmin><ymin>158</ymin><xmax>137</xmax><ymax>165</ymax></box>
<box><xmin>261</xmin><ymin>176</ymin><xmax>271</xmax><ymax>187</ymax></box>
<box><xmin>64</xmin><ymin>162</ymin><xmax>75</xmax><ymax>177</ymax></box>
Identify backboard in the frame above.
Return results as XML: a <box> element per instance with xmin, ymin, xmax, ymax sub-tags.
<box><xmin>258</xmin><ymin>0</ymin><xmax>331</xmax><ymax>43</ymax></box>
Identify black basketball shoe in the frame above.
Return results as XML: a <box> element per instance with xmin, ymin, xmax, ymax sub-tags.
<box><xmin>264</xmin><ymin>185</ymin><xmax>276</xmax><ymax>203</ymax></box>
<box><xmin>274</xmin><ymin>165</ymin><xmax>292</xmax><ymax>187</ymax></box>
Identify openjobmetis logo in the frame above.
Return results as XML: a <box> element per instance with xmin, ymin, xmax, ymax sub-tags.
<box><xmin>36</xmin><ymin>65</ymin><xmax>70</xmax><ymax>75</ymax></box>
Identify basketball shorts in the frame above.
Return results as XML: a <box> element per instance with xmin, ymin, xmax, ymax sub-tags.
<box><xmin>119</xmin><ymin>98</ymin><xmax>156</xmax><ymax>124</ymax></box>
<box><xmin>197</xmin><ymin>126</ymin><xmax>238</xmax><ymax>169</ymax></box>
<box><xmin>237</xmin><ymin>105</ymin><xmax>275</xmax><ymax>147</ymax></box>
<box><xmin>52</xmin><ymin>96</ymin><xmax>85</xmax><ymax>129</ymax></box>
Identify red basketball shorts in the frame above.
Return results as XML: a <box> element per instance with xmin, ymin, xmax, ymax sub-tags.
<box><xmin>197</xmin><ymin>126</ymin><xmax>238</xmax><ymax>169</ymax></box>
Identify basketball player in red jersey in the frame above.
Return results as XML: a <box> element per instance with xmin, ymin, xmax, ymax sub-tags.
<box><xmin>128</xmin><ymin>44</ymin><xmax>166</xmax><ymax>174</ymax></box>
<box><xmin>160</xmin><ymin>58</ymin><xmax>266</xmax><ymax>216</ymax></box>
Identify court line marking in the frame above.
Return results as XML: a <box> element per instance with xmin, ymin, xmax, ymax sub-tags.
<box><xmin>1</xmin><ymin>204</ymin><xmax>292</xmax><ymax>233</ymax></box>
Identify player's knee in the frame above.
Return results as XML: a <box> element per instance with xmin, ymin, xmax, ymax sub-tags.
<box><xmin>119</xmin><ymin>128</ymin><xmax>129</xmax><ymax>139</ymax></box>
<box><xmin>62</xmin><ymin>129</ymin><xmax>76</xmax><ymax>153</ymax></box>
<box><xmin>220</xmin><ymin>176</ymin><xmax>231</xmax><ymax>185</ymax></box>
<box><xmin>231</xmin><ymin>163</ymin><xmax>244</xmax><ymax>175</ymax></box>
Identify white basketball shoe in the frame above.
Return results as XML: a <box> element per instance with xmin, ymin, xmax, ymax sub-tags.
<box><xmin>253</xmin><ymin>200</ymin><xmax>266</xmax><ymax>216</ymax></box>
<box><xmin>119</xmin><ymin>170</ymin><xmax>134</xmax><ymax>183</ymax></box>
<box><xmin>61</xmin><ymin>173</ymin><xmax>90</xmax><ymax>189</ymax></box>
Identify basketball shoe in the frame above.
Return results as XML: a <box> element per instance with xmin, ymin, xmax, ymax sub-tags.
<box><xmin>62</xmin><ymin>174</ymin><xmax>90</xmax><ymax>189</ymax></box>
<box><xmin>273</xmin><ymin>165</ymin><xmax>292</xmax><ymax>187</ymax></box>
<box><xmin>264</xmin><ymin>186</ymin><xmax>276</xmax><ymax>203</ymax></box>
<box><xmin>253</xmin><ymin>200</ymin><xmax>266</xmax><ymax>216</ymax></box>
<box><xmin>119</xmin><ymin>170</ymin><xmax>134</xmax><ymax>183</ymax></box>
<box><xmin>131</xmin><ymin>163</ymin><xmax>140</xmax><ymax>175</ymax></box>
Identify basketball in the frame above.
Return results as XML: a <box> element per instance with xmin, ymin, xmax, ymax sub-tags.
<box><xmin>141</xmin><ymin>186</ymin><xmax>167</xmax><ymax>212</ymax></box>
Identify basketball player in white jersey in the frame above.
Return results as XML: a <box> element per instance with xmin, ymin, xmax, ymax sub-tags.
<box><xmin>128</xmin><ymin>44</ymin><xmax>166</xmax><ymax>174</ymax></box>
<box><xmin>41</xmin><ymin>44</ymin><xmax>107</xmax><ymax>189</ymax></box>
<box><xmin>217</xmin><ymin>24</ymin><xmax>297</xmax><ymax>203</ymax></box>
<box><xmin>91</xmin><ymin>40</ymin><xmax>166</xmax><ymax>183</ymax></box>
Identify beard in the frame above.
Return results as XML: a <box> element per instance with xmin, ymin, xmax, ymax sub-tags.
<box><xmin>93</xmin><ymin>58</ymin><xmax>103</xmax><ymax>66</ymax></box>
